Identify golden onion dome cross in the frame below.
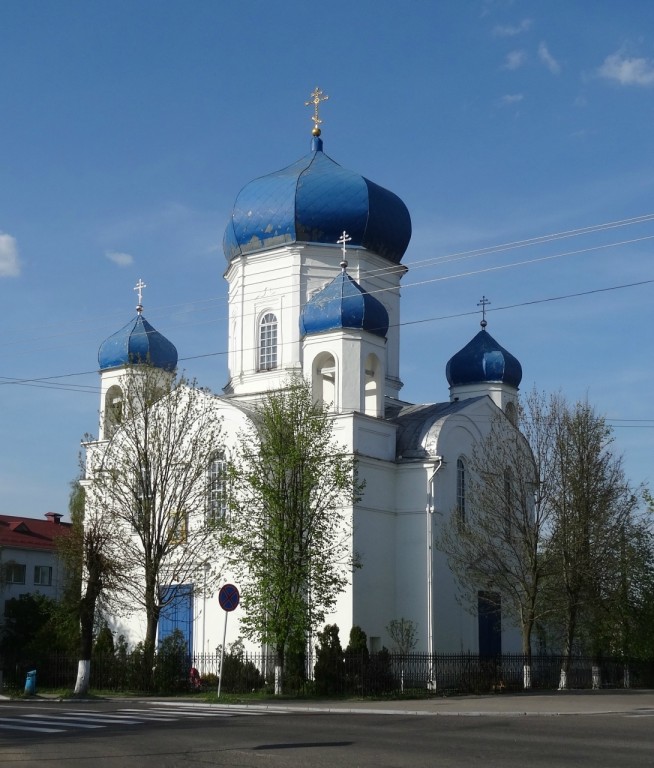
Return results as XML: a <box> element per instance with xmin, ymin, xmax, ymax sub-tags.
<box><xmin>305</xmin><ymin>87</ymin><xmax>329</xmax><ymax>136</ymax></box>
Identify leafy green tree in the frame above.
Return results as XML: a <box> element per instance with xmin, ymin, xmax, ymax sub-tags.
<box><xmin>219</xmin><ymin>637</ymin><xmax>264</xmax><ymax>693</ymax></box>
<box><xmin>314</xmin><ymin>624</ymin><xmax>345</xmax><ymax>695</ymax></box>
<box><xmin>546</xmin><ymin>401</ymin><xmax>639</xmax><ymax>688</ymax></box>
<box><xmin>224</xmin><ymin>377</ymin><xmax>362</xmax><ymax>694</ymax></box>
<box><xmin>345</xmin><ymin>625</ymin><xmax>369</xmax><ymax>657</ymax></box>
<box><xmin>93</xmin><ymin>622</ymin><xmax>115</xmax><ymax>656</ymax></box>
<box><xmin>0</xmin><ymin>594</ymin><xmax>71</xmax><ymax>662</ymax></box>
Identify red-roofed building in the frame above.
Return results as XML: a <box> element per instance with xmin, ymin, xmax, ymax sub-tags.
<box><xmin>0</xmin><ymin>513</ymin><xmax>73</xmax><ymax>608</ymax></box>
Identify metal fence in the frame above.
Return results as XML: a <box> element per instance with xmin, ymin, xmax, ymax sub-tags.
<box><xmin>3</xmin><ymin>651</ymin><xmax>654</xmax><ymax>695</ymax></box>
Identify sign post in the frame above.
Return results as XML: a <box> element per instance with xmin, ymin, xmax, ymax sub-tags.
<box><xmin>217</xmin><ymin>584</ymin><xmax>240</xmax><ymax>698</ymax></box>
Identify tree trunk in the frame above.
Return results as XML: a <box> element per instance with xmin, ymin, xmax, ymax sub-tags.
<box><xmin>143</xmin><ymin>574</ymin><xmax>160</xmax><ymax>691</ymax></box>
<box><xmin>559</xmin><ymin>608</ymin><xmax>576</xmax><ymax>690</ymax></box>
<box><xmin>75</xmin><ymin>579</ymin><xmax>99</xmax><ymax>696</ymax></box>
<box><xmin>74</xmin><ymin>660</ymin><xmax>91</xmax><ymax>696</ymax></box>
<box><xmin>522</xmin><ymin>617</ymin><xmax>533</xmax><ymax>690</ymax></box>
<box><xmin>274</xmin><ymin>646</ymin><xmax>284</xmax><ymax>696</ymax></box>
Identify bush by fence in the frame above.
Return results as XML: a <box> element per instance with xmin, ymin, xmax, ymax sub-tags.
<box><xmin>2</xmin><ymin>651</ymin><xmax>653</xmax><ymax>695</ymax></box>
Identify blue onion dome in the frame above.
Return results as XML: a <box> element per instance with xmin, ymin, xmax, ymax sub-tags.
<box><xmin>300</xmin><ymin>270</ymin><xmax>389</xmax><ymax>338</ymax></box>
<box><xmin>446</xmin><ymin>328</ymin><xmax>522</xmax><ymax>388</ymax></box>
<box><xmin>223</xmin><ymin>135</ymin><xmax>412</xmax><ymax>264</ymax></box>
<box><xmin>98</xmin><ymin>313</ymin><xmax>178</xmax><ymax>372</ymax></box>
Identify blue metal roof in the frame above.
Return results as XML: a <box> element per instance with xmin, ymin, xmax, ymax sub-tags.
<box><xmin>300</xmin><ymin>271</ymin><xmax>389</xmax><ymax>338</ymax></box>
<box><xmin>446</xmin><ymin>329</ymin><xmax>522</xmax><ymax>388</ymax></box>
<box><xmin>223</xmin><ymin>137</ymin><xmax>411</xmax><ymax>264</ymax></box>
<box><xmin>98</xmin><ymin>314</ymin><xmax>178</xmax><ymax>372</ymax></box>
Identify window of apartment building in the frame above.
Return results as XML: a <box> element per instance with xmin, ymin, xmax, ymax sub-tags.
<box><xmin>34</xmin><ymin>566</ymin><xmax>53</xmax><ymax>586</ymax></box>
<box><xmin>5</xmin><ymin>563</ymin><xmax>26</xmax><ymax>584</ymax></box>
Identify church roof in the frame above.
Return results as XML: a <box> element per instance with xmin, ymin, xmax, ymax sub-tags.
<box><xmin>98</xmin><ymin>313</ymin><xmax>178</xmax><ymax>372</ymax></box>
<box><xmin>300</xmin><ymin>270</ymin><xmax>389</xmax><ymax>338</ymax></box>
<box><xmin>446</xmin><ymin>328</ymin><xmax>522</xmax><ymax>389</ymax></box>
<box><xmin>389</xmin><ymin>399</ymin><xmax>484</xmax><ymax>458</ymax></box>
<box><xmin>223</xmin><ymin>135</ymin><xmax>411</xmax><ymax>264</ymax></box>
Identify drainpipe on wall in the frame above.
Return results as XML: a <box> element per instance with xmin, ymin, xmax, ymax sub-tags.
<box><xmin>426</xmin><ymin>456</ymin><xmax>443</xmax><ymax>691</ymax></box>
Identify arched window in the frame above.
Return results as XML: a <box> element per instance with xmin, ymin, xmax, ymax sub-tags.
<box><xmin>104</xmin><ymin>385</ymin><xmax>124</xmax><ymax>438</ymax></box>
<box><xmin>456</xmin><ymin>457</ymin><xmax>466</xmax><ymax>528</ymax></box>
<box><xmin>364</xmin><ymin>353</ymin><xmax>382</xmax><ymax>417</ymax></box>
<box><xmin>207</xmin><ymin>451</ymin><xmax>227</xmax><ymax>521</ymax></box>
<box><xmin>312</xmin><ymin>352</ymin><xmax>336</xmax><ymax>409</ymax></box>
<box><xmin>259</xmin><ymin>313</ymin><xmax>278</xmax><ymax>371</ymax></box>
<box><xmin>505</xmin><ymin>401</ymin><xmax>517</xmax><ymax>426</ymax></box>
<box><xmin>504</xmin><ymin>468</ymin><xmax>513</xmax><ymax>535</ymax></box>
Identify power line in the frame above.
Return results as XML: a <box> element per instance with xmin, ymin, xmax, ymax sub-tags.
<box><xmin>1</xmin><ymin>275</ymin><xmax>650</xmax><ymax>394</ymax></box>
<box><xmin>1</xmin><ymin>211</ymin><xmax>653</xmax><ymax>356</ymax></box>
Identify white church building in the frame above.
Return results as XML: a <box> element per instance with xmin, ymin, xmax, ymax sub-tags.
<box><xmin>85</xmin><ymin>102</ymin><xmax>525</xmax><ymax>659</ymax></box>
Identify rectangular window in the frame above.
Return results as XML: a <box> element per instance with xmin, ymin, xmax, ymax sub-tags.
<box><xmin>168</xmin><ymin>509</ymin><xmax>188</xmax><ymax>545</ymax></box>
<box><xmin>208</xmin><ymin>452</ymin><xmax>228</xmax><ymax>522</ymax></box>
<box><xmin>5</xmin><ymin>563</ymin><xmax>26</xmax><ymax>584</ymax></box>
<box><xmin>34</xmin><ymin>566</ymin><xmax>53</xmax><ymax>586</ymax></box>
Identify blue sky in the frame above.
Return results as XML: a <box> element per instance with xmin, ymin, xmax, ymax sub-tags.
<box><xmin>1</xmin><ymin>0</ymin><xmax>652</xmax><ymax>519</ymax></box>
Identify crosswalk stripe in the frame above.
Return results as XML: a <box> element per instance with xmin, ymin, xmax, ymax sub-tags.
<box><xmin>0</xmin><ymin>721</ymin><xmax>64</xmax><ymax>733</ymax></box>
<box><xmin>113</xmin><ymin>710</ymin><xmax>177</xmax><ymax>721</ymax></box>
<box><xmin>0</xmin><ymin>703</ymin><xmax>276</xmax><ymax>735</ymax></box>
<box><xmin>22</xmin><ymin>716</ymin><xmax>103</xmax><ymax>729</ymax></box>
<box><xmin>59</xmin><ymin>713</ymin><xmax>143</xmax><ymax>725</ymax></box>
<box><xmin>146</xmin><ymin>704</ymin><xmax>265</xmax><ymax>716</ymax></box>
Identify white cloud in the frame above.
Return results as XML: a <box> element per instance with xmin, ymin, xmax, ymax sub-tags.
<box><xmin>0</xmin><ymin>232</ymin><xmax>20</xmax><ymax>277</ymax></box>
<box><xmin>598</xmin><ymin>52</ymin><xmax>654</xmax><ymax>86</ymax></box>
<box><xmin>502</xmin><ymin>49</ymin><xmax>527</xmax><ymax>70</ymax></box>
<box><xmin>538</xmin><ymin>42</ymin><xmax>561</xmax><ymax>74</ymax></box>
<box><xmin>105</xmin><ymin>250</ymin><xmax>134</xmax><ymax>267</ymax></box>
<box><xmin>492</xmin><ymin>19</ymin><xmax>533</xmax><ymax>37</ymax></box>
<box><xmin>500</xmin><ymin>93</ymin><xmax>524</xmax><ymax>105</ymax></box>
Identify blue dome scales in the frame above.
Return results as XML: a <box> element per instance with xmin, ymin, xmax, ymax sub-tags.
<box><xmin>300</xmin><ymin>271</ymin><xmax>389</xmax><ymax>338</ymax></box>
<box><xmin>446</xmin><ymin>329</ymin><xmax>522</xmax><ymax>389</ymax></box>
<box><xmin>223</xmin><ymin>136</ymin><xmax>411</xmax><ymax>264</ymax></box>
<box><xmin>98</xmin><ymin>314</ymin><xmax>178</xmax><ymax>372</ymax></box>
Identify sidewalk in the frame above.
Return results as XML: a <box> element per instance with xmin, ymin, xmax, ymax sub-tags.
<box><xmin>250</xmin><ymin>689</ymin><xmax>654</xmax><ymax>717</ymax></box>
<box><xmin>21</xmin><ymin>688</ymin><xmax>654</xmax><ymax>717</ymax></box>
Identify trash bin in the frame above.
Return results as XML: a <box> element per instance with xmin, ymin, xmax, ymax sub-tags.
<box><xmin>24</xmin><ymin>670</ymin><xmax>36</xmax><ymax>696</ymax></box>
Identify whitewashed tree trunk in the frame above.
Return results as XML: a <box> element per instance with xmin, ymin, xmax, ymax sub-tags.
<box><xmin>558</xmin><ymin>669</ymin><xmax>568</xmax><ymax>690</ymax></box>
<box><xmin>523</xmin><ymin>664</ymin><xmax>532</xmax><ymax>690</ymax></box>
<box><xmin>623</xmin><ymin>665</ymin><xmax>630</xmax><ymax>689</ymax></box>
<box><xmin>74</xmin><ymin>659</ymin><xmax>91</xmax><ymax>696</ymax></box>
<box><xmin>274</xmin><ymin>664</ymin><xmax>283</xmax><ymax>695</ymax></box>
<box><xmin>592</xmin><ymin>665</ymin><xmax>601</xmax><ymax>690</ymax></box>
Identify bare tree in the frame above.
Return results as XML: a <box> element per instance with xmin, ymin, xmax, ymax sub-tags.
<box><xmin>224</xmin><ymin>378</ymin><xmax>362</xmax><ymax>695</ymax></box>
<box><xmin>437</xmin><ymin>390</ymin><xmax>560</xmax><ymax>688</ymax></box>
<box><xmin>83</xmin><ymin>365</ymin><xmax>224</xmax><ymax>686</ymax></box>
<box><xmin>386</xmin><ymin>618</ymin><xmax>418</xmax><ymax>654</ymax></box>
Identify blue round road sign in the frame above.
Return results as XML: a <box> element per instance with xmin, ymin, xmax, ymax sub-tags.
<box><xmin>218</xmin><ymin>583</ymin><xmax>240</xmax><ymax>612</ymax></box>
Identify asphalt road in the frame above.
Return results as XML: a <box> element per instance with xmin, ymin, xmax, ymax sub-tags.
<box><xmin>0</xmin><ymin>699</ymin><xmax>652</xmax><ymax>767</ymax></box>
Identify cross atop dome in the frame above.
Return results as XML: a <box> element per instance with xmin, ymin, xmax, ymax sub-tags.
<box><xmin>337</xmin><ymin>230</ymin><xmax>352</xmax><ymax>271</ymax></box>
<box><xmin>477</xmin><ymin>295</ymin><xmax>490</xmax><ymax>328</ymax></box>
<box><xmin>305</xmin><ymin>87</ymin><xmax>329</xmax><ymax>136</ymax></box>
<box><xmin>134</xmin><ymin>278</ymin><xmax>147</xmax><ymax>314</ymax></box>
